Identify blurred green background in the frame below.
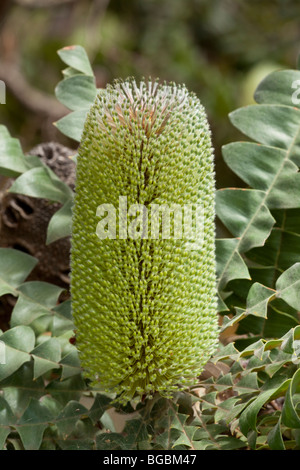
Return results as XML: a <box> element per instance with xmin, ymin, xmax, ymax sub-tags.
<box><xmin>0</xmin><ymin>0</ymin><xmax>300</xmax><ymax>188</ymax></box>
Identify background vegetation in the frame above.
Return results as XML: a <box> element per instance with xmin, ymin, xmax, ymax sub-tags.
<box><xmin>1</xmin><ymin>0</ymin><xmax>300</xmax><ymax>190</ymax></box>
<box><xmin>0</xmin><ymin>0</ymin><xmax>300</xmax><ymax>451</ymax></box>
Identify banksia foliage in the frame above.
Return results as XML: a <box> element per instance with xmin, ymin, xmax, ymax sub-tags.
<box><xmin>71</xmin><ymin>78</ymin><xmax>219</xmax><ymax>403</ymax></box>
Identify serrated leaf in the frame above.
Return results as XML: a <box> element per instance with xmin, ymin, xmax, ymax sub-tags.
<box><xmin>96</xmin><ymin>432</ymin><xmax>127</xmax><ymax>450</ymax></box>
<box><xmin>0</xmin><ymin>362</ymin><xmax>45</xmax><ymax>417</ymax></box>
<box><xmin>216</xmin><ymin>188</ymin><xmax>275</xmax><ymax>253</ymax></box>
<box><xmin>0</xmin><ymin>248</ymin><xmax>38</xmax><ymax>297</ymax></box>
<box><xmin>88</xmin><ymin>394</ymin><xmax>112</xmax><ymax>425</ymax></box>
<box><xmin>54</xmin><ymin>108</ymin><xmax>88</xmax><ymax>142</ymax></box>
<box><xmin>281</xmin><ymin>368</ymin><xmax>300</xmax><ymax>429</ymax></box>
<box><xmin>55</xmin><ymin>415</ymin><xmax>96</xmax><ymax>450</ymax></box>
<box><xmin>220</xmin><ymin>313</ymin><xmax>242</xmax><ymax>333</ymax></box>
<box><xmin>223</xmin><ymin>142</ymin><xmax>300</xmax><ymax>209</ymax></box>
<box><xmin>31</xmin><ymin>338</ymin><xmax>61</xmax><ymax>379</ymax></box>
<box><xmin>246</xmin><ymin>220</ymin><xmax>300</xmax><ymax>292</ymax></box>
<box><xmin>9</xmin><ymin>165</ymin><xmax>73</xmax><ymax>204</ymax></box>
<box><xmin>267</xmin><ymin>416</ymin><xmax>285</xmax><ymax>450</ymax></box>
<box><xmin>52</xmin><ymin>300</ymin><xmax>74</xmax><ymax>336</ymax></box>
<box><xmin>122</xmin><ymin>419</ymin><xmax>149</xmax><ymax>450</ymax></box>
<box><xmin>239</xmin><ymin>338</ymin><xmax>265</xmax><ymax>358</ymax></box>
<box><xmin>0</xmin><ymin>326</ymin><xmax>35</xmax><ymax>381</ymax></box>
<box><xmin>246</xmin><ymin>283</ymin><xmax>275</xmax><ymax>317</ymax></box>
<box><xmin>0</xmin><ymin>397</ymin><xmax>16</xmax><ymax>449</ymax></box>
<box><xmin>45</xmin><ymin>374</ymin><xmax>86</xmax><ymax>406</ymax></box>
<box><xmin>167</xmin><ymin>407</ymin><xmax>198</xmax><ymax>450</ymax></box>
<box><xmin>17</xmin><ymin>398</ymin><xmax>53</xmax><ymax>450</ymax></box>
<box><xmin>229</xmin><ymin>105</ymin><xmax>300</xmax><ymax>165</ymax></box>
<box><xmin>154</xmin><ymin>427</ymin><xmax>181</xmax><ymax>450</ymax></box>
<box><xmin>211</xmin><ymin>342</ymin><xmax>239</xmax><ymax>363</ymax></box>
<box><xmin>239</xmin><ymin>377</ymin><xmax>291</xmax><ymax>437</ymax></box>
<box><xmin>55</xmin><ymin>75</ymin><xmax>96</xmax><ymax>111</ymax></box>
<box><xmin>57</xmin><ymin>45</ymin><xmax>93</xmax><ymax>76</ymax></box>
<box><xmin>276</xmin><ymin>263</ymin><xmax>300</xmax><ymax>310</ymax></box>
<box><xmin>46</xmin><ymin>198</ymin><xmax>73</xmax><ymax>244</ymax></box>
<box><xmin>214</xmin><ymin>397</ymin><xmax>248</xmax><ymax>424</ymax></box>
<box><xmin>0</xmin><ymin>323</ymin><xmax>80</xmax><ymax>384</ymax></box>
<box><xmin>222</xmin><ymin>282</ymin><xmax>276</xmax><ymax>333</ymax></box>
<box><xmin>10</xmin><ymin>281</ymin><xmax>65</xmax><ymax>328</ymax></box>
<box><xmin>217</xmin><ymin>436</ymin><xmax>246</xmax><ymax>450</ymax></box>
<box><xmin>0</xmin><ymin>125</ymin><xmax>38</xmax><ymax>177</ymax></box>
<box><xmin>172</xmin><ymin>425</ymin><xmax>197</xmax><ymax>448</ymax></box>
<box><xmin>263</xmin><ymin>303</ymin><xmax>299</xmax><ymax>340</ymax></box>
<box><xmin>59</xmin><ymin>349</ymin><xmax>81</xmax><ymax>380</ymax></box>
<box><xmin>55</xmin><ymin>401</ymin><xmax>88</xmax><ymax>438</ymax></box>
<box><xmin>254</xmin><ymin>69</ymin><xmax>300</xmax><ymax>109</ymax></box>
<box><xmin>216</xmin><ymin>238</ymin><xmax>250</xmax><ymax>293</ymax></box>
<box><xmin>217</xmin><ymin>293</ymin><xmax>229</xmax><ymax>312</ymax></box>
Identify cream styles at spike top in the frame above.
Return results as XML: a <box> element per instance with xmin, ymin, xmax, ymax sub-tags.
<box><xmin>71</xmin><ymin>78</ymin><xmax>219</xmax><ymax>403</ymax></box>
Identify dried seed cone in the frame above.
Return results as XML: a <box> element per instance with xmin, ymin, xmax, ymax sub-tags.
<box><xmin>71</xmin><ymin>78</ymin><xmax>219</xmax><ymax>402</ymax></box>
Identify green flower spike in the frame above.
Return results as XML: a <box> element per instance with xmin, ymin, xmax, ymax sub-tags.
<box><xmin>71</xmin><ymin>78</ymin><xmax>219</xmax><ymax>403</ymax></box>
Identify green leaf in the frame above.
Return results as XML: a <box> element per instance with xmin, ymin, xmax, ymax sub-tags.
<box><xmin>254</xmin><ymin>69</ymin><xmax>300</xmax><ymax>109</ymax></box>
<box><xmin>216</xmin><ymin>238</ymin><xmax>250</xmax><ymax>293</ymax></box>
<box><xmin>10</xmin><ymin>281</ymin><xmax>65</xmax><ymax>328</ymax></box>
<box><xmin>17</xmin><ymin>398</ymin><xmax>53</xmax><ymax>450</ymax></box>
<box><xmin>96</xmin><ymin>432</ymin><xmax>127</xmax><ymax>450</ymax></box>
<box><xmin>62</xmin><ymin>66</ymin><xmax>83</xmax><ymax>78</ymax></box>
<box><xmin>46</xmin><ymin>198</ymin><xmax>73</xmax><ymax>244</ymax></box>
<box><xmin>45</xmin><ymin>374</ymin><xmax>86</xmax><ymax>406</ymax></box>
<box><xmin>165</xmin><ymin>405</ymin><xmax>198</xmax><ymax>450</ymax></box>
<box><xmin>0</xmin><ymin>125</ymin><xmax>39</xmax><ymax>177</ymax></box>
<box><xmin>54</xmin><ymin>108</ymin><xmax>88</xmax><ymax>142</ymax></box>
<box><xmin>239</xmin><ymin>377</ymin><xmax>291</xmax><ymax>437</ymax></box>
<box><xmin>281</xmin><ymin>368</ymin><xmax>300</xmax><ymax>429</ymax></box>
<box><xmin>0</xmin><ymin>248</ymin><xmax>38</xmax><ymax>297</ymax></box>
<box><xmin>0</xmin><ymin>397</ymin><xmax>16</xmax><ymax>449</ymax></box>
<box><xmin>31</xmin><ymin>338</ymin><xmax>61</xmax><ymax>379</ymax></box>
<box><xmin>0</xmin><ymin>326</ymin><xmax>35</xmax><ymax>381</ymax></box>
<box><xmin>220</xmin><ymin>281</ymin><xmax>275</xmax><ymax>333</ymax></box>
<box><xmin>55</xmin><ymin>401</ymin><xmax>88</xmax><ymax>438</ymax></box>
<box><xmin>59</xmin><ymin>349</ymin><xmax>81</xmax><ymax>380</ymax></box>
<box><xmin>0</xmin><ymin>362</ymin><xmax>45</xmax><ymax>417</ymax></box>
<box><xmin>245</xmin><ymin>283</ymin><xmax>275</xmax><ymax>319</ymax></box>
<box><xmin>223</xmin><ymin>143</ymin><xmax>300</xmax><ymax>209</ymax></box>
<box><xmin>263</xmin><ymin>303</ymin><xmax>299</xmax><ymax>340</ymax></box>
<box><xmin>267</xmin><ymin>416</ymin><xmax>285</xmax><ymax>450</ymax></box>
<box><xmin>55</xmin><ymin>75</ymin><xmax>97</xmax><ymax>111</ymax></box>
<box><xmin>217</xmin><ymin>436</ymin><xmax>246</xmax><ymax>450</ymax></box>
<box><xmin>52</xmin><ymin>300</ymin><xmax>74</xmax><ymax>336</ymax></box>
<box><xmin>229</xmin><ymin>105</ymin><xmax>300</xmax><ymax>164</ymax></box>
<box><xmin>9</xmin><ymin>165</ymin><xmax>73</xmax><ymax>204</ymax></box>
<box><xmin>216</xmin><ymin>188</ymin><xmax>275</xmax><ymax>252</ymax></box>
<box><xmin>122</xmin><ymin>419</ymin><xmax>149</xmax><ymax>450</ymax></box>
<box><xmin>220</xmin><ymin>307</ymin><xmax>247</xmax><ymax>332</ymax></box>
<box><xmin>246</xmin><ymin>225</ymin><xmax>300</xmax><ymax>288</ymax></box>
<box><xmin>57</xmin><ymin>45</ymin><xmax>93</xmax><ymax>76</ymax></box>
<box><xmin>88</xmin><ymin>394</ymin><xmax>112</xmax><ymax>425</ymax></box>
<box><xmin>276</xmin><ymin>263</ymin><xmax>300</xmax><ymax>311</ymax></box>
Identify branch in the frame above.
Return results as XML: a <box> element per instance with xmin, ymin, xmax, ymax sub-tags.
<box><xmin>13</xmin><ymin>0</ymin><xmax>78</xmax><ymax>7</ymax></box>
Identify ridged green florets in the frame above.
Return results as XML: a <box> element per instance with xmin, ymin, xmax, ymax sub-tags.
<box><xmin>71</xmin><ymin>78</ymin><xmax>219</xmax><ymax>403</ymax></box>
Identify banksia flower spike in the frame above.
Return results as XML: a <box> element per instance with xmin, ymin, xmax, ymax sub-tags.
<box><xmin>71</xmin><ymin>78</ymin><xmax>219</xmax><ymax>403</ymax></box>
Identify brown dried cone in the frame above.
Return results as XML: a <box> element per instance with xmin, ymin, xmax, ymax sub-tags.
<box><xmin>0</xmin><ymin>142</ymin><xmax>75</xmax><ymax>330</ymax></box>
